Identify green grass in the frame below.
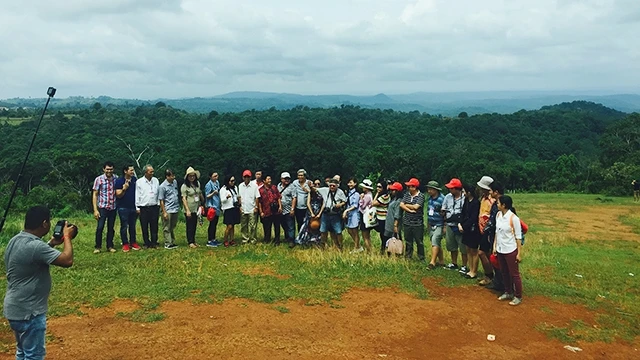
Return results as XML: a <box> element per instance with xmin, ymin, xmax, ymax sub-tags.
<box><xmin>0</xmin><ymin>193</ymin><xmax>639</xmax><ymax>347</ymax></box>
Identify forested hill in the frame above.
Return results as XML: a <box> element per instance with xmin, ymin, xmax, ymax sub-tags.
<box><xmin>1</xmin><ymin>100</ymin><xmax>639</xmax><ymax>214</ymax></box>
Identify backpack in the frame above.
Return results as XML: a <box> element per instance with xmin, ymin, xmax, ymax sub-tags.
<box><xmin>509</xmin><ymin>214</ymin><xmax>528</xmax><ymax>245</ymax></box>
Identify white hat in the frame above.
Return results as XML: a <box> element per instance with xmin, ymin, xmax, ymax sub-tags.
<box><xmin>281</xmin><ymin>172</ymin><xmax>291</xmax><ymax>179</ymax></box>
<box><xmin>359</xmin><ymin>179</ymin><xmax>374</xmax><ymax>190</ymax></box>
<box><xmin>477</xmin><ymin>176</ymin><xmax>494</xmax><ymax>190</ymax></box>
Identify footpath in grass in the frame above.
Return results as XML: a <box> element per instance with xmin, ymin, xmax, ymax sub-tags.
<box><xmin>0</xmin><ymin>193</ymin><xmax>638</xmax><ymax>346</ymax></box>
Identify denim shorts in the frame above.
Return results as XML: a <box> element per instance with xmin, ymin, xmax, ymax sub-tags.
<box><xmin>429</xmin><ymin>225</ymin><xmax>444</xmax><ymax>247</ymax></box>
<box><xmin>345</xmin><ymin>211</ymin><xmax>359</xmax><ymax>229</ymax></box>
<box><xmin>320</xmin><ymin>214</ymin><xmax>343</xmax><ymax>234</ymax></box>
<box><xmin>9</xmin><ymin>313</ymin><xmax>46</xmax><ymax>360</ymax></box>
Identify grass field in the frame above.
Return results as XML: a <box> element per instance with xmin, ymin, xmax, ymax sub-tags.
<box><xmin>0</xmin><ymin>193</ymin><xmax>639</xmax><ymax>354</ymax></box>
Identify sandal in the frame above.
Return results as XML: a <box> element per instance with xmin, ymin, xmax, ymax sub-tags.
<box><xmin>427</xmin><ymin>263</ymin><xmax>436</xmax><ymax>270</ymax></box>
<box><xmin>478</xmin><ymin>278</ymin><xmax>492</xmax><ymax>286</ymax></box>
<box><xmin>465</xmin><ymin>274</ymin><xmax>478</xmax><ymax>279</ymax></box>
<box><xmin>189</xmin><ymin>243</ymin><xmax>198</xmax><ymax>248</ymax></box>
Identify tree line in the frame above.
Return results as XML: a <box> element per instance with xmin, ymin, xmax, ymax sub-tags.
<box><xmin>0</xmin><ymin>100</ymin><xmax>638</xmax><ymax>215</ymax></box>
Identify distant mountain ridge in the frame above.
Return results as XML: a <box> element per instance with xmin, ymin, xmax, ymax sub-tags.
<box><xmin>2</xmin><ymin>91</ymin><xmax>639</xmax><ymax>116</ymax></box>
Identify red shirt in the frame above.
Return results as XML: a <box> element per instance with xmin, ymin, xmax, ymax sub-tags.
<box><xmin>258</xmin><ymin>185</ymin><xmax>281</xmax><ymax>217</ymax></box>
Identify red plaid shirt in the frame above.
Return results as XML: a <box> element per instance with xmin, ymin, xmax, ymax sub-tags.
<box><xmin>93</xmin><ymin>174</ymin><xmax>116</xmax><ymax>210</ymax></box>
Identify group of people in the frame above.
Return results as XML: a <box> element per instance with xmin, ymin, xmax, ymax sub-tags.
<box><xmin>92</xmin><ymin>161</ymin><xmax>525</xmax><ymax>304</ymax></box>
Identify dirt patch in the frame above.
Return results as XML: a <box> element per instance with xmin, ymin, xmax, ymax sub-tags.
<box><xmin>1</xmin><ymin>283</ymin><xmax>637</xmax><ymax>360</ymax></box>
<box><xmin>242</xmin><ymin>265</ymin><xmax>291</xmax><ymax>280</ymax></box>
<box><xmin>530</xmin><ymin>205</ymin><xmax>640</xmax><ymax>241</ymax></box>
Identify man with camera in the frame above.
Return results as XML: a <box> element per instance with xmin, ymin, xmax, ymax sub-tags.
<box><xmin>3</xmin><ymin>206</ymin><xmax>77</xmax><ymax>359</ymax></box>
<box><xmin>320</xmin><ymin>178</ymin><xmax>347</xmax><ymax>249</ymax></box>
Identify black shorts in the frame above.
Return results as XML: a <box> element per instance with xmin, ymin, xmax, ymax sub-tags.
<box><xmin>223</xmin><ymin>207</ymin><xmax>240</xmax><ymax>225</ymax></box>
<box><xmin>479</xmin><ymin>233</ymin><xmax>492</xmax><ymax>253</ymax></box>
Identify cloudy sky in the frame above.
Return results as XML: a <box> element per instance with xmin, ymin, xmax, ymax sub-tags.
<box><xmin>1</xmin><ymin>0</ymin><xmax>639</xmax><ymax>99</ymax></box>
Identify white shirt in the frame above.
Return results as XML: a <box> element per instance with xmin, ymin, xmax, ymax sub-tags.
<box><xmin>219</xmin><ymin>186</ymin><xmax>239</xmax><ymax>211</ymax></box>
<box><xmin>495</xmin><ymin>210</ymin><xmax>522</xmax><ymax>254</ymax></box>
<box><xmin>135</xmin><ymin>176</ymin><xmax>160</xmax><ymax>209</ymax></box>
<box><xmin>238</xmin><ymin>181</ymin><xmax>260</xmax><ymax>214</ymax></box>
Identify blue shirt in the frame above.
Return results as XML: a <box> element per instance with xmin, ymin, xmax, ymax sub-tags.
<box><xmin>114</xmin><ymin>176</ymin><xmax>137</xmax><ymax>209</ymax></box>
<box><xmin>158</xmin><ymin>180</ymin><xmax>180</xmax><ymax>214</ymax></box>
<box><xmin>205</xmin><ymin>180</ymin><xmax>221</xmax><ymax>212</ymax></box>
<box><xmin>427</xmin><ymin>193</ymin><xmax>445</xmax><ymax>226</ymax></box>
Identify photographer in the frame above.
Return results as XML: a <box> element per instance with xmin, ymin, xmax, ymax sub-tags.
<box><xmin>320</xmin><ymin>179</ymin><xmax>347</xmax><ymax>249</ymax></box>
<box><xmin>442</xmin><ymin>178</ymin><xmax>467</xmax><ymax>272</ymax></box>
<box><xmin>3</xmin><ymin>206</ymin><xmax>77</xmax><ymax>359</ymax></box>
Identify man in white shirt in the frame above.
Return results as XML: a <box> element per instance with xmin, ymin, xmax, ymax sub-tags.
<box><xmin>239</xmin><ymin>169</ymin><xmax>260</xmax><ymax>244</ymax></box>
<box><xmin>135</xmin><ymin>164</ymin><xmax>160</xmax><ymax>249</ymax></box>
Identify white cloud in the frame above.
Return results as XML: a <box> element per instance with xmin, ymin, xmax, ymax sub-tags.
<box><xmin>1</xmin><ymin>0</ymin><xmax>639</xmax><ymax>99</ymax></box>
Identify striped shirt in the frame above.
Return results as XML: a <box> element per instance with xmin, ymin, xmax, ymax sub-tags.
<box><xmin>374</xmin><ymin>193</ymin><xmax>390</xmax><ymax>220</ymax></box>
<box><xmin>92</xmin><ymin>174</ymin><xmax>116</xmax><ymax>210</ymax></box>
<box><xmin>401</xmin><ymin>191</ymin><xmax>425</xmax><ymax>227</ymax></box>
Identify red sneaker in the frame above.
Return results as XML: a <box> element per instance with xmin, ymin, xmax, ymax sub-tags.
<box><xmin>131</xmin><ymin>243</ymin><xmax>141</xmax><ymax>251</ymax></box>
<box><xmin>122</xmin><ymin>244</ymin><xmax>130</xmax><ymax>252</ymax></box>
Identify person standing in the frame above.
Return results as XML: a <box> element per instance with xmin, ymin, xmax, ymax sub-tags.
<box><xmin>181</xmin><ymin>167</ymin><xmax>204</xmax><ymax>248</ymax></box>
<box><xmin>278</xmin><ymin>172</ymin><xmax>297</xmax><ymax>246</ymax></box>
<box><xmin>372</xmin><ymin>181</ymin><xmax>391</xmax><ymax>255</ymax></box>
<box><xmin>258</xmin><ymin>175</ymin><xmax>283</xmax><ymax>245</ymax></box>
<box><xmin>426</xmin><ymin>181</ymin><xmax>445</xmax><ymax>269</ymax></box>
<box><xmin>205</xmin><ymin>172</ymin><xmax>222</xmax><ymax>247</ymax></box>
<box><xmin>633</xmin><ymin>180</ymin><xmax>640</xmax><ymax>202</ymax></box>
<box><xmin>494</xmin><ymin>195</ymin><xmax>524</xmax><ymax>306</ymax></box>
<box><xmin>293</xmin><ymin>169</ymin><xmax>313</xmax><ymax>231</ymax></box>
<box><xmin>460</xmin><ymin>184</ymin><xmax>481</xmax><ymax>279</ymax></box>
<box><xmin>220</xmin><ymin>175</ymin><xmax>241</xmax><ymax>247</ymax></box>
<box><xmin>3</xmin><ymin>206</ymin><xmax>76</xmax><ymax>359</ymax></box>
<box><xmin>320</xmin><ymin>178</ymin><xmax>347</xmax><ymax>249</ymax></box>
<box><xmin>92</xmin><ymin>161</ymin><xmax>117</xmax><ymax>254</ymax></box>
<box><xmin>383</xmin><ymin>182</ymin><xmax>403</xmax><ymax>255</ymax></box>
<box><xmin>477</xmin><ymin>176</ymin><xmax>496</xmax><ymax>285</ymax></box>
<box><xmin>344</xmin><ymin>178</ymin><xmax>362</xmax><ymax>253</ymax></box>
<box><xmin>358</xmin><ymin>179</ymin><xmax>375</xmax><ymax>253</ymax></box>
<box><xmin>239</xmin><ymin>170</ymin><xmax>260</xmax><ymax>244</ymax></box>
<box><xmin>158</xmin><ymin>169</ymin><xmax>180</xmax><ymax>250</ymax></box>
<box><xmin>400</xmin><ymin>178</ymin><xmax>426</xmax><ymax>261</ymax></box>
<box><xmin>136</xmin><ymin>164</ymin><xmax>160</xmax><ymax>249</ymax></box>
<box><xmin>485</xmin><ymin>181</ymin><xmax>506</xmax><ymax>292</ymax></box>
<box><xmin>442</xmin><ymin>178</ymin><xmax>467</xmax><ymax>271</ymax></box>
<box><xmin>114</xmin><ymin>165</ymin><xmax>141</xmax><ymax>252</ymax></box>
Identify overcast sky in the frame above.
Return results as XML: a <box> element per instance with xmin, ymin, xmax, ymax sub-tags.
<box><xmin>1</xmin><ymin>0</ymin><xmax>639</xmax><ymax>99</ymax></box>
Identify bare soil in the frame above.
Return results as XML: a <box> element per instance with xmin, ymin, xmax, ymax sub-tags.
<box><xmin>1</xmin><ymin>280</ymin><xmax>638</xmax><ymax>360</ymax></box>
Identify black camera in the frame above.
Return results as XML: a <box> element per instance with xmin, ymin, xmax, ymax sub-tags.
<box><xmin>233</xmin><ymin>201</ymin><xmax>241</xmax><ymax>208</ymax></box>
<box><xmin>47</xmin><ymin>87</ymin><xmax>57</xmax><ymax>97</ymax></box>
<box><xmin>53</xmin><ymin>220</ymin><xmax>78</xmax><ymax>240</ymax></box>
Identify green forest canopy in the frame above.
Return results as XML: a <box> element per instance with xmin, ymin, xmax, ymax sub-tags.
<box><xmin>1</xmin><ymin>100</ymin><xmax>640</xmax><ymax>214</ymax></box>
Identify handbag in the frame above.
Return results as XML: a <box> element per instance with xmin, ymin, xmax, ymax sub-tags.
<box><xmin>364</xmin><ymin>206</ymin><xmax>378</xmax><ymax>229</ymax></box>
<box><xmin>386</xmin><ymin>234</ymin><xmax>403</xmax><ymax>255</ymax></box>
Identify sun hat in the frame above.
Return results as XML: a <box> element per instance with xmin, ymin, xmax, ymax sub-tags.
<box><xmin>309</xmin><ymin>218</ymin><xmax>321</xmax><ymax>231</ymax></box>
<box><xmin>445</xmin><ymin>178</ymin><xmax>463</xmax><ymax>189</ymax></box>
<box><xmin>242</xmin><ymin>169</ymin><xmax>252</xmax><ymax>177</ymax></box>
<box><xmin>405</xmin><ymin>178</ymin><xmax>420</xmax><ymax>187</ymax></box>
<box><xmin>426</xmin><ymin>180</ymin><xmax>442</xmax><ymax>191</ymax></box>
<box><xmin>388</xmin><ymin>182</ymin><xmax>403</xmax><ymax>191</ymax></box>
<box><xmin>184</xmin><ymin>166</ymin><xmax>200</xmax><ymax>180</ymax></box>
<box><xmin>207</xmin><ymin>207</ymin><xmax>216</xmax><ymax>221</ymax></box>
<box><xmin>359</xmin><ymin>179</ymin><xmax>374</xmax><ymax>190</ymax></box>
<box><xmin>281</xmin><ymin>172</ymin><xmax>291</xmax><ymax>179</ymax></box>
<box><xmin>477</xmin><ymin>176</ymin><xmax>494</xmax><ymax>190</ymax></box>
<box><xmin>329</xmin><ymin>178</ymin><xmax>339</xmax><ymax>185</ymax></box>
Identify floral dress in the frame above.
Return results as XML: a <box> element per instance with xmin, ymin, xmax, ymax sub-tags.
<box><xmin>295</xmin><ymin>191</ymin><xmax>324</xmax><ymax>245</ymax></box>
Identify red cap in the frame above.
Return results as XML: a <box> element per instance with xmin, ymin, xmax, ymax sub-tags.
<box><xmin>445</xmin><ymin>178</ymin><xmax>462</xmax><ymax>189</ymax></box>
<box><xmin>404</xmin><ymin>178</ymin><xmax>420</xmax><ymax>187</ymax></box>
<box><xmin>388</xmin><ymin>182</ymin><xmax>403</xmax><ymax>191</ymax></box>
<box><xmin>242</xmin><ymin>170</ymin><xmax>252</xmax><ymax>177</ymax></box>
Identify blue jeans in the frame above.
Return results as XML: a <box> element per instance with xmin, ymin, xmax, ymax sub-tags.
<box><xmin>118</xmin><ymin>207</ymin><xmax>138</xmax><ymax>245</ymax></box>
<box><xmin>9</xmin><ymin>313</ymin><xmax>46</xmax><ymax>360</ymax></box>
<box><xmin>281</xmin><ymin>214</ymin><xmax>295</xmax><ymax>242</ymax></box>
<box><xmin>95</xmin><ymin>208</ymin><xmax>116</xmax><ymax>249</ymax></box>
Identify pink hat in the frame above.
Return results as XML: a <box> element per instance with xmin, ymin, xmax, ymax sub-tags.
<box><xmin>242</xmin><ymin>170</ymin><xmax>252</xmax><ymax>177</ymax></box>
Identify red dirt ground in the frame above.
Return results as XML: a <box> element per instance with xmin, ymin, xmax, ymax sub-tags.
<box><xmin>1</xmin><ymin>279</ymin><xmax>637</xmax><ymax>360</ymax></box>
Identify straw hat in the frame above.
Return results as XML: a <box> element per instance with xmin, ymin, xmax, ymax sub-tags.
<box><xmin>184</xmin><ymin>166</ymin><xmax>201</xmax><ymax>180</ymax></box>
